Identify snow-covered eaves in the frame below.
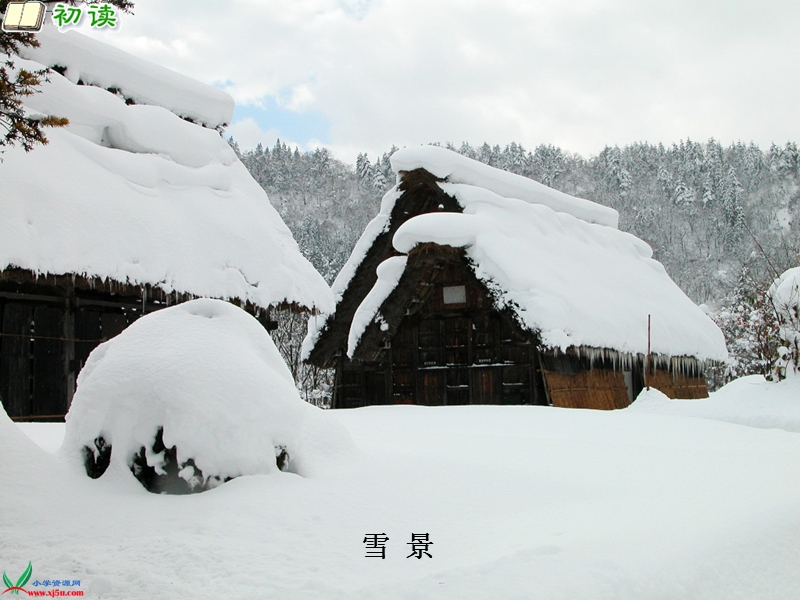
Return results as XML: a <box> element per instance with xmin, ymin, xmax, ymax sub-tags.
<box><xmin>388</xmin><ymin>182</ymin><xmax>727</xmax><ymax>362</ymax></box>
<box><xmin>391</xmin><ymin>145</ymin><xmax>619</xmax><ymax>228</ymax></box>
<box><xmin>1</xmin><ymin>37</ymin><xmax>332</xmax><ymax>314</ymax></box>
<box><xmin>19</xmin><ymin>25</ymin><xmax>233</xmax><ymax>129</ymax></box>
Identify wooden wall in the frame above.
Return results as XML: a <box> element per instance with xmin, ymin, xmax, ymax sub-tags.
<box><xmin>544</xmin><ymin>370</ymin><xmax>630</xmax><ymax>409</ymax></box>
<box><xmin>334</xmin><ymin>255</ymin><xmax>549</xmax><ymax>408</ymax></box>
<box><xmin>0</xmin><ymin>272</ymin><xmax>282</xmax><ymax>421</ymax></box>
<box><xmin>0</xmin><ymin>296</ymin><xmax>143</xmax><ymax>421</ymax></box>
<box><xmin>332</xmin><ymin>249</ymin><xmax>710</xmax><ymax>408</ymax></box>
<box><xmin>647</xmin><ymin>370</ymin><xmax>709</xmax><ymax>399</ymax></box>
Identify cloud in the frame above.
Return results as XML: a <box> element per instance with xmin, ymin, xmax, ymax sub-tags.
<box><xmin>83</xmin><ymin>0</ymin><xmax>800</xmax><ymax>164</ymax></box>
<box><xmin>225</xmin><ymin>118</ymin><xmax>286</xmax><ymax>151</ymax></box>
<box><xmin>226</xmin><ymin>117</ymin><xmax>332</xmax><ymax>157</ymax></box>
<box><xmin>230</xmin><ymin>98</ymin><xmax>331</xmax><ymax>146</ymax></box>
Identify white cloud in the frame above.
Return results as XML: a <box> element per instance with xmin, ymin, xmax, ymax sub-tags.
<box><xmin>225</xmin><ymin>118</ymin><xmax>305</xmax><ymax>152</ymax></box>
<box><xmin>83</xmin><ymin>0</ymin><xmax>800</xmax><ymax>164</ymax></box>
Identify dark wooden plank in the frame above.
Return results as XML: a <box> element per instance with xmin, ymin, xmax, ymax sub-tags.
<box><xmin>33</xmin><ymin>305</ymin><xmax>65</xmax><ymax>416</ymax></box>
<box><xmin>74</xmin><ymin>309</ymin><xmax>102</xmax><ymax>374</ymax></box>
<box><xmin>417</xmin><ymin>370</ymin><xmax>445</xmax><ymax>406</ymax></box>
<box><xmin>418</xmin><ymin>348</ymin><xmax>443</xmax><ymax>367</ymax></box>
<box><xmin>364</xmin><ymin>368</ymin><xmax>387</xmax><ymax>405</ymax></box>
<box><xmin>470</xmin><ymin>367</ymin><xmax>501</xmax><ymax>405</ymax></box>
<box><xmin>1</xmin><ymin>302</ymin><xmax>33</xmax><ymax>418</ymax></box>
<box><xmin>101</xmin><ymin>312</ymin><xmax>128</xmax><ymax>341</ymax></box>
<box><xmin>446</xmin><ymin>368</ymin><xmax>470</xmax><ymax>405</ymax></box>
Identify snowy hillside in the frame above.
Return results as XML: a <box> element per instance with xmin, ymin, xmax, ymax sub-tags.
<box><xmin>1</xmin><ymin>25</ymin><xmax>332</xmax><ymax>313</ymax></box>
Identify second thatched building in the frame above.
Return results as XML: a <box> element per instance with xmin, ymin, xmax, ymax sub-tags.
<box><xmin>303</xmin><ymin>146</ymin><xmax>727</xmax><ymax>409</ymax></box>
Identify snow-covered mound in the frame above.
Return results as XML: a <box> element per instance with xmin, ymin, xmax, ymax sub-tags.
<box><xmin>391</xmin><ymin>145</ymin><xmax>619</xmax><ymax>227</ymax></box>
<box><xmin>61</xmin><ymin>299</ymin><xmax>354</xmax><ymax>490</ymax></box>
<box><xmin>19</xmin><ymin>26</ymin><xmax>233</xmax><ymax>128</ymax></box>
<box><xmin>1</xmin><ymin>27</ymin><xmax>332</xmax><ymax>313</ymax></box>
<box><xmin>628</xmin><ymin>375</ymin><xmax>800</xmax><ymax>432</ymax></box>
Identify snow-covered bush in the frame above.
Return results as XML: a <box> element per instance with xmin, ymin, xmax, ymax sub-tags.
<box><xmin>708</xmin><ymin>276</ymin><xmax>780</xmax><ymax>387</ymax></box>
<box><xmin>61</xmin><ymin>299</ymin><xmax>354</xmax><ymax>493</ymax></box>
<box><xmin>769</xmin><ymin>267</ymin><xmax>800</xmax><ymax>380</ymax></box>
<box><xmin>268</xmin><ymin>306</ymin><xmax>335</xmax><ymax>408</ymax></box>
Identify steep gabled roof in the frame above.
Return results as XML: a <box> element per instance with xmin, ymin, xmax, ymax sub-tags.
<box><xmin>304</xmin><ymin>146</ymin><xmax>727</xmax><ymax>365</ymax></box>
<box><xmin>304</xmin><ymin>168</ymin><xmax>459</xmax><ymax>364</ymax></box>
<box><xmin>1</xmin><ymin>26</ymin><xmax>332</xmax><ymax>313</ymax></box>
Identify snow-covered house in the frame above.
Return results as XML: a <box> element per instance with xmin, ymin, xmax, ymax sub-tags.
<box><xmin>0</xmin><ymin>27</ymin><xmax>333</xmax><ymax>421</ymax></box>
<box><xmin>304</xmin><ymin>146</ymin><xmax>727</xmax><ymax>409</ymax></box>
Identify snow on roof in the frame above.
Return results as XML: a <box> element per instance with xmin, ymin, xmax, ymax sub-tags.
<box><xmin>347</xmin><ymin>256</ymin><xmax>407</xmax><ymax>357</ymax></box>
<box><xmin>307</xmin><ymin>145</ymin><xmax>724</xmax><ymax>362</ymax></box>
<box><xmin>19</xmin><ymin>25</ymin><xmax>233</xmax><ymax>128</ymax></box>
<box><xmin>300</xmin><ymin>187</ymin><xmax>401</xmax><ymax>359</ymax></box>
<box><xmin>391</xmin><ymin>145</ymin><xmax>619</xmax><ymax>228</ymax></box>
<box><xmin>1</xmin><ymin>41</ymin><xmax>332</xmax><ymax>313</ymax></box>
<box><xmin>327</xmin><ymin>152</ymin><xmax>726</xmax><ymax>361</ymax></box>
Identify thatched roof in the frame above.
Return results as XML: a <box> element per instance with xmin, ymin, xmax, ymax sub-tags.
<box><xmin>1</xmin><ymin>27</ymin><xmax>332</xmax><ymax>314</ymax></box>
<box><xmin>304</xmin><ymin>146</ymin><xmax>727</xmax><ymax>367</ymax></box>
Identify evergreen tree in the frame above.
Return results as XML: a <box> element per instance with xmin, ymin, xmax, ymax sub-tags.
<box><xmin>356</xmin><ymin>152</ymin><xmax>371</xmax><ymax>185</ymax></box>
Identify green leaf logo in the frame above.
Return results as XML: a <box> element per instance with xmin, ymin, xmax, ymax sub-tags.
<box><xmin>2</xmin><ymin>562</ymin><xmax>32</xmax><ymax>595</ymax></box>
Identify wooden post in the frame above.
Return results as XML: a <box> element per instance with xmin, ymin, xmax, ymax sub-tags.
<box><xmin>646</xmin><ymin>314</ymin><xmax>651</xmax><ymax>391</ymax></box>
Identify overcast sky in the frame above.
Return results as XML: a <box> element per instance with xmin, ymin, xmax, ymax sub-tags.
<box><xmin>83</xmin><ymin>0</ymin><xmax>800</xmax><ymax>164</ymax></box>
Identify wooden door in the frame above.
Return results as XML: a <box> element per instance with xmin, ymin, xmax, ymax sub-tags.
<box><xmin>470</xmin><ymin>367</ymin><xmax>501</xmax><ymax>404</ymax></box>
<box><xmin>32</xmin><ymin>306</ymin><xmax>65</xmax><ymax>417</ymax></box>
<box><xmin>0</xmin><ymin>302</ymin><xmax>33</xmax><ymax>418</ymax></box>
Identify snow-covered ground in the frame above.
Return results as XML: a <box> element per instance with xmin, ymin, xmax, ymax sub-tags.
<box><xmin>630</xmin><ymin>375</ymin><xmax>800</xmax><ymax>433</ymax></box>
<box><xmin>5</xmin><ymin>376</ymin><xmax>800</xmax><ymax>599</ymax></box>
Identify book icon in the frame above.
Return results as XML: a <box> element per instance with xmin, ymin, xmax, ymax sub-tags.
<box><xmin>2</xmin><ymin>1</ymin><xmax>46</xmax><ymax>32</ymax></box>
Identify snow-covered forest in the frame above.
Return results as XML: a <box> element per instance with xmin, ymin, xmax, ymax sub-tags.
<box><xmin>234</xmin><ymin>138</ymin><xmax>800</xmax><ymax>390</ymax></box>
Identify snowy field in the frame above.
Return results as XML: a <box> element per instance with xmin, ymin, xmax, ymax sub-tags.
<box><xmin>4</xmin><ymin>377</ymin><xmax>800</xmax><ymax>600</ymax></box>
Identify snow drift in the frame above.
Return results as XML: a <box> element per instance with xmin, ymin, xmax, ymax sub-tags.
<box><xmin>61</xmin><ymin>299</ymin><xmax>354</xmax><ymax>491</ymax></box>
<box><xmin>630</xmin><ymin>374</ymin><xmax>800</xmax><ymax>432</ymax></box>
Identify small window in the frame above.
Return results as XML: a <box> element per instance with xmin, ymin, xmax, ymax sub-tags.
<box><xmin>443</xmin><ymin>285</ymin><xmax>466</xmax><ymax>305</ymax></box>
